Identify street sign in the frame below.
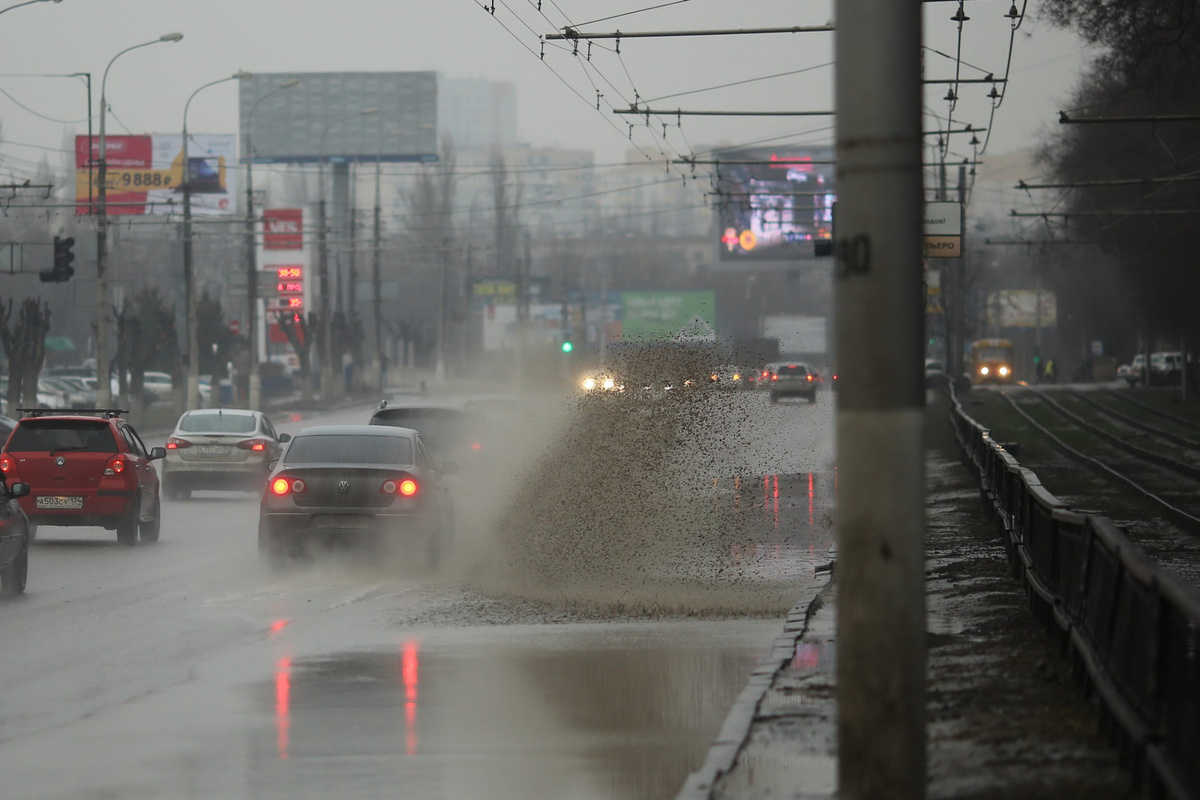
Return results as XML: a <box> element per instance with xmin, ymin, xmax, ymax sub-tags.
<box><xmin>230</xmin><ymin>319</ymin><xmax>241</xmax><ymax>334</ymax></box>
<box><xmin>924</xmin><ymin>201</ymin><xmax>963</xmax><ymax>258</ymax></box>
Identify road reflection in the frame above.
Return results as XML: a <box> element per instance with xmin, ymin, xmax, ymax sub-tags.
<box><xmin>251</xmin><ymin>624</ymin><xmax>773</xmax><ymax>800</ymax></box>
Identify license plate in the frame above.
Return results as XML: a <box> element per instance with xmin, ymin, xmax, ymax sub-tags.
<box><xmin>315</xmin><ymin>515</ymin><xmax>371</xmax><ymax>530</ymax></box>
<box><xmin>36</xmin><ymin>496</ymin><xmax>83</xmax><ymax>510</ymax></box>
<box><xmin>195</xmin><ymin>445</ymin><xmax>232</xmax><ymax>456</ymax></box>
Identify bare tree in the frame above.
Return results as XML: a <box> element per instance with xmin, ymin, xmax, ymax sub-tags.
<box><xmin>0</xmin><ymin>298</ymin><xmax>52</xmax><ymax>411</ymax></box>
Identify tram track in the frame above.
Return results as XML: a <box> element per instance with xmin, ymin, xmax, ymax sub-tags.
<box><xmin>999</xmin><ymin>389</ymin><xmax>1200</xmax><ymax>534</ymax></box>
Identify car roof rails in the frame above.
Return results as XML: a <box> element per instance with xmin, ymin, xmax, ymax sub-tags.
<box><xmin>17</xmin><ymin>408</ymin><xmax>128</xmax><ymax>419</ymax></box>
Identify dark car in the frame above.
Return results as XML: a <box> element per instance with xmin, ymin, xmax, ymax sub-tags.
<box><xmin>0</xmin><ymin>477</ymin><xmax>31</xmax><ymax>595</ymax></box>
<box><xmin>0</xmin><ymin>409</ymin><xmax>165</xmax><ymax>545</ymax></box>
<box><xmin>258</xmin><ymin>425</ymin><xmax>456</xmax><ymax>569</ymax></box>
<box><xmin>369</xmin><ymin>403</ymin><xmax>487</xmax><ymax>465</ymax></box>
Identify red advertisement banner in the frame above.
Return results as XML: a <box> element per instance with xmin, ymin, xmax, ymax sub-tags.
<box><xmin>263</xmin><ymin>209</ymin><xmax>303</xmax><ymax>250</ymax></box>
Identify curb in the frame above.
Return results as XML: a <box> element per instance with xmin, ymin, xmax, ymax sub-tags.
<box><xmin>676</xmin><ymin>567</ymin><xmax>835</xmax><ymax>800</ymax></box>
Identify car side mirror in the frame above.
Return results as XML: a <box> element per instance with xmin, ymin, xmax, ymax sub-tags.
<box><xmin>267</xmin><ymin>459</ymin><xmax>279</xmax><ymax>471</ymax></box>
<box><xmin>440</xmin><ymin>460</ymin><xmax>460</xmax><ymax>476</ymax></box>
<box><xmin>278</xmin><ymin>433</ymin><xmax>291</xmax><ymax>443</ymax></box>
<box><xmin>149</xmin><ymin>447</ymin><xmax>166</xmax><ymax>460</ymax></box>
<box><xmin>8</xmin><ymin>482</ymin><xmax>28</xmax><ymax>498</ymax></box>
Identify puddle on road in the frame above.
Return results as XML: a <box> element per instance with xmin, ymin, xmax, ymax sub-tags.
<box><xmin>248</xmin><ymin>622</ymin><xmax>777</xmax><ymax>800</ymax></box>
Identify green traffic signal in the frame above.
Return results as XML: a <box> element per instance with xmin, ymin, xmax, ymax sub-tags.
<box><xmin>561</xmin><ymin>341</ymin><xmax>573</xmax><ymax>353</ymax></box>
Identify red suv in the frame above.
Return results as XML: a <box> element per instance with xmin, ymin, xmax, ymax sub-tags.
<box><xmin>0</xmin><ymin>410</ymin><xmax>165</xmax><ymax>545</ymax></box>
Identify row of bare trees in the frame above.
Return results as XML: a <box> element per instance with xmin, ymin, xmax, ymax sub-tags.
<box><xmin>1039</xmin><ymin>0</ymin><xmax>1200</xmax><ymax>356</ymax></box>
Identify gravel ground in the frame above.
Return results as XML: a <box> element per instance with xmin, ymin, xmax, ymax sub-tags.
<box><xmin>688</xmin><ymin>396</ymin><xmax>1137</xmax><ymax>799</ymax></box>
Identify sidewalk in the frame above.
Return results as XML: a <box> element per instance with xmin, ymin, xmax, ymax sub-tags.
<box><xmin>680</xmin><ymin>398</ymin><xmax>1136</xmax><ymax>799</ymax></box>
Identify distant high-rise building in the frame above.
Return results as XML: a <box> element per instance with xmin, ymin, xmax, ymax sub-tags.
<box><xmin>438</xmin><ymin>76</ymin><xmax>517</xmax><ymax>149</ymax></box>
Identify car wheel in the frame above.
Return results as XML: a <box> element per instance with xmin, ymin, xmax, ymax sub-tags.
<box><xmin>116</xmin><ymin>498</ymin><xmax>140</xmax><ymax>546</ymax></box>
<box><xmin>139</xmin><ymin>496</ymin><xmax>161</xmax><ymax>543</ymax></box>
<box><xmin>0</xmin><ymin>540</ymin><xmax>27</xmax><ymax>595</ymax></box>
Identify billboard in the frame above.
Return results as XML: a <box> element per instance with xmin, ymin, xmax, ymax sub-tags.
<box><xmin>985</xmin><ymin>290</ymin><xmax>1057</xmax><ymax>329</ymax></box>
<box><xmin>715</xmin><ymin>147</ymin><xmax>835</xmax><ymax>261</ymax></box>
<box><xmin>239</xmin><ymin>72</ymin><xmax>438</xmax><ymax>164</ymax></box>
<box><xmin>620</xmin><ymin>291</ymin><xmax>716</xmax><ymax>343</ymax></box>
<box><xmin>263</xmin><ymin>208</ymin><xmax>303</xmax><ymax>250</ymax></box>
<box><xmin>75</xmin><ymin>134</ymin><xmax>237</xmax><ymax>216</ymax></box>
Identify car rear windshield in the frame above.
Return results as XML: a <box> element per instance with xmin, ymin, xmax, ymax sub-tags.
<box><xmin>370</xmin><ymin>408</ymin><xmax>476</xmax><ymax>452</ymax></box>
<box><xmin>8</xmin><ymin>419</ymin><xmax>118</xmax><ymax>453</ymax></box>
<box><xmin>284</xmin><ymin>435</ymin><xmax>413</xmax><ymax>466</ymax></box>
<box><xmin>778</xmin><ymin>365</ymin><xmax>808</xmax><ymax>375</ymax></box>
<box><xmin>178</xmin><ymin>412</ymin><xmax>257</xmax><ymax>433</ymax></box>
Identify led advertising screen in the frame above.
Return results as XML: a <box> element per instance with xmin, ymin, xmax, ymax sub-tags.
<box><xmin>714</xmin><ymin>147</ymin><xmax>835</xmax><ymax>261</ymax></box>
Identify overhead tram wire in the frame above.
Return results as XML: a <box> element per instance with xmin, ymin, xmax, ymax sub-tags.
<box><xmin>572</xmin><ymin>0</ymin><xmax>693</xmax><ymax>28</ymax></box>
<box><xmin>642</xmin><ymin>62</ymin><xmax>835</xmax><ymax>104</ymax></box>
<box><xmin>472</xmin><ymin>0</ymin><xmax>716</xmax><ymax>193</ymax></box>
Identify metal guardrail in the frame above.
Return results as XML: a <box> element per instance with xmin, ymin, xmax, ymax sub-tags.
<box><xmin>947</xmin><ymin>382</ymin><xmax>1200</xmax><ymax>800</ymax></box>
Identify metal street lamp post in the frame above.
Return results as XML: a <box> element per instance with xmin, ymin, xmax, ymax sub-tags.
<box><xmin>182</xmin><ymin>70</ymin><xmax>251</xmax><ymax>411</ymax></box>
<box><xmin>317</xmin><ymin>107</ymin><xmax>378</xmax><ymax>407</ymax></box>
<box><xmin>243</xmin><ymin>78</ymin><xmax>300</xmax><ymax>411</ymax></box>
<box><xmin>95</xmin><ymin>32</ymin><xmax>183</xmax><ymax>409</ymax></box>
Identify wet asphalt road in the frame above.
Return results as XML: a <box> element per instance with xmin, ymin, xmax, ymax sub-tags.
<box><xmin>0</xmin><ymin>389</ymin><xmax>834</xmax><ymax>800</ymax></box>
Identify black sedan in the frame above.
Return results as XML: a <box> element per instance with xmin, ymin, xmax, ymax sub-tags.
<box><xmin>0</xmin><ymin>478</ymin><xmax>31</xmax><ymax>595</ymax></box>
<box><xmin>257</xmin><ymin>425</ymin><xmax>455</xmax><ymax>569</ymax></box>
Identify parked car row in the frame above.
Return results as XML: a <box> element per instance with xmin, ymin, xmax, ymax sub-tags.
<box><xmin>1117</xmin><ymin>351</ymin><xmax>1188</xmax><ymax>387</ymax></box>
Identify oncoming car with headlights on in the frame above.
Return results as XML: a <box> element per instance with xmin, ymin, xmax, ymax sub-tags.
<box><xmin>257</xmin><ymin>425</ymin><xmax>456</xmax><ymax>569</ymax></box>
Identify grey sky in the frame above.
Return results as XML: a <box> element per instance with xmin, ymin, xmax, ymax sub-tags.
<box><xmin>0</xmin><ymin>0</ymin><xmax>1087</xmax><ymax>181</ymax></box>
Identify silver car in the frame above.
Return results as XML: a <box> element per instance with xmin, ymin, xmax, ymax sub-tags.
<box><xmin>162</xmin><ymin>409</ymin><xmax>290</xmax><ymax>499</ymax></box>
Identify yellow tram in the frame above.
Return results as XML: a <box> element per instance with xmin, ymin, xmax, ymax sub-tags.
<box><xmin>969</xmin><ymin>338</ymin><xmax>1015</xmax><ymax>384</ymax></box>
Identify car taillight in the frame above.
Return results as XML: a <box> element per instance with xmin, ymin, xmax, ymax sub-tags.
<box><xmin>271</xmin><ymin>477</ymin><xmax>306</xmax><ymax>496</ymax></box>
<box><xmin>0</xmin><ymin>454</ymin><xmax>12</xmax><ymax>474</ymax></box>
<box><xmin>166</xmin><ymin>437</ymin><xmax>191</xmax><ymax>450</ymax></box>
<box><xmin>103</xmin><ymin>455</ymin><xmax>127</xmax><ymax>476</ymax></box>
<box><xmin>471</xmin><ymin>442</ymin><xmax>483</xmax><ymax>451</ymax></box>
<box><xmin>238</xmin><ymin>438</ymin><xmax>268</xmax><ymax>452</ymax></box>
<box><xmin>806</xmin><ymin>374</ymin><xmax>813</xmax><ymax>382</ymax></box>
<box><xmin>381</xmin><ymin>477</ymin><xmax>419</xmax><ymax>496</ymax></box>
<box><xmin>771</xmin><ymin>374</ymin><xmax>778</xmax><ymax>381</ymax></box>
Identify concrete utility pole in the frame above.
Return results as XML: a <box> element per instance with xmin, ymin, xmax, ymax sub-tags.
<box><xmin>834</xmin><ymin>2</ymin><xmax>926</xmax><ymax>798</ymax></box>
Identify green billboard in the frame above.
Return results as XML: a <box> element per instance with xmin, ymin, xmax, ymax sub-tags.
<box><xmin>620</xmin><ymin>291</ymin><xmax>716</xmax><ymax>342</ymax></box>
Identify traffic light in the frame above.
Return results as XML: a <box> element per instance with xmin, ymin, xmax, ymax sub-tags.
<box><xmin>40</xmin><ymin>236</ymin><xmax>76</xmax><ymax>283</ymax></box>
<box><xmin>561</xmin><ymin>340</ymin><xmax>574</xmax><ymax>353</ymax></box>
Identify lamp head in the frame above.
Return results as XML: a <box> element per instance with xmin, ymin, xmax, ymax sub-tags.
<box><xmin>233</xmin><ymin>70</ymin><xmax>253</xmax><ymax>80</ymax></box>
<box><xmin>280</xmin><ymin>79</ymin><xmax>300</xmax><ymax>89</ymax></box>
<box><xmin>360</xmin><ymin>108</ymin><xmax>380</xmax><ymax>116</ymax></box>
<box><xmin>160</xmin><ymin>32</ymin><xmax>184</xmax><ymax>42</ymax></box>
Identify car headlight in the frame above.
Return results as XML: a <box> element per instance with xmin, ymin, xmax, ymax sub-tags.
<box><xmin>602</xmin><ymin>378</ymin><xmax>615</xmax><ymax>390</ymax></box>
<box><xmin>998</xmin><ymin>366</ymin><xmax>1010</xmax><ymax>377</ymax></box>
<box><xmin>582</xmin><ymin>377</ymin><xmax>596</xmax><ymax>391</ymax></box>
<box><xmin>979</xmin><ymin>366</ymin><xmax>990</xmax><ymax>376</ymax></box>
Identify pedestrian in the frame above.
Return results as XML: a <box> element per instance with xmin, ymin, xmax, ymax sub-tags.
<box><xmin>1044</xmin><ymin>357</ymin><xmax>1057</xmax><ymax>384</ymax></box>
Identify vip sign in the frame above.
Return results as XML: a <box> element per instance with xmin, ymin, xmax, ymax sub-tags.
<box><xmin>263</xmin><ymin>209</ymin><xmax>303</xmax><ymax>250</ymax></box>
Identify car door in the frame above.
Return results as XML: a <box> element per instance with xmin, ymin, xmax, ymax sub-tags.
<box><xmin>119</xmin><ymin>425</ymin><xmax>158</xmax><ymax>515</ymax></box>
<box><xmin>261</xmin><ymin>415</ymin><xmax>286</xmax><ymax>462</ymax></box>
<box><xmin>414</xmin><ymin>436</ymin><xmax>448</xmax><ymax>533</ymax></box>
<box><xmin>0</xmin><ymin>482</ymin><xmax>22</xmax><ymax>565</ymax></box>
